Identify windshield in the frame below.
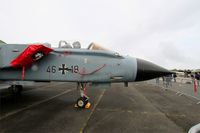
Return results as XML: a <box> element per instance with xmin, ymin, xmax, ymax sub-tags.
<box><xmin>87</xmin><ymin>42</ymin><xmax>122</xmax><ymax>57</ymax></box>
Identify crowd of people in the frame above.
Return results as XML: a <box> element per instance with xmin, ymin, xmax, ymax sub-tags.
<box><xmin>156</xmin><ymin>74</ymin><xmax>176</xmax><ymax>88</ymax></box>
<box><xmin>155</xmin><ymin>72</ymin><xmax>200</xmax><ymax>88</ymax></box>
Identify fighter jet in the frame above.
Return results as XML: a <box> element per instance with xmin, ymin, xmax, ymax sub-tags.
<box><xmin>0</xmin><ymin>41</ymin><xmax>172</xmax><ymax>108</ymax></box>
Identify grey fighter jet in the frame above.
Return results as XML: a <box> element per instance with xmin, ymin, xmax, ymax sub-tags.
<box><xmin>0</xmin><ymin>42</ymin><xmax>171</xmax><ymax>108</ymax></box>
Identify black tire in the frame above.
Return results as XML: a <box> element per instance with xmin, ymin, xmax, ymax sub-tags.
<box><xmin>77</xmin><ymin>97</ymin><xmax>88</xmax><ymax>108</ymax></box>
<box><xmin>9</xmin><ymin>85</ymin><xmax>23</xmax><ymax>95</ymax></box>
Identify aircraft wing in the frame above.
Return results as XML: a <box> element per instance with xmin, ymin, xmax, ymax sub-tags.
<box><xmin>10</xmin><ymin>44</ymin><xmax>53</xmax><ymax>68</ymax></box>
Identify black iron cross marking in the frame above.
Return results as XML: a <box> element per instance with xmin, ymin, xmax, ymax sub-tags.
<box><xmin>58</xmin><ymin>64</ymin><xmax>73</xmax><ymax>74</ymax></box>
<box><xmin>59</xmin><ymin>64</ymin><xmax>68</xmax><ymax>75</ymax></box>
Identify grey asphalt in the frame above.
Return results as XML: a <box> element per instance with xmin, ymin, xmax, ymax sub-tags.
<box><xmin>0</xmin><ymin>82</ymin><xmax>200</xmax><ymax>133</ymax></box>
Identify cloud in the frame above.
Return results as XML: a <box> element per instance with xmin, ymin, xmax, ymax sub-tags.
<box><xmin>0</xmin><ymin>0</ymin><xmax>199</xmax><ymax>69</ymax></box>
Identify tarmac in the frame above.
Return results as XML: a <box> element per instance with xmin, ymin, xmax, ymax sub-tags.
<box><xmin>0</xmin><ymin>81</ymin><xmax>200</xmax><ymax>133</ymax></box>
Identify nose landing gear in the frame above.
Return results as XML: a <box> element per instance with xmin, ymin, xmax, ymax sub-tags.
<box><xmin>75</xmin><ymin>83</ymin><xmax>91</xmax><ymax>109</ymax></box>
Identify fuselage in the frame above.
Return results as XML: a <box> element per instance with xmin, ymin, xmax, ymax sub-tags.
<box><xmin>0</xmin><ymin>44</ymin><xmax>172</xmax><ymax>83</ymax></box>
<box><xmin>0</xmin><ymin>44</ymin><xmax>137</xmax><ymax>82</ymax></box>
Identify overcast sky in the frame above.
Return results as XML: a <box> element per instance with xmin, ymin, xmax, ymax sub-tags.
<box><xmin>0</xmin><ymin>0</ymin><xmax>199</xmax><ymax>69</ymax></box>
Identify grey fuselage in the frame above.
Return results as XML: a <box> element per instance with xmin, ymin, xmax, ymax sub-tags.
<box><xmin>0</xmin><ymin>44</ymin><xmax>137</xmax><ymax>83</ymax></box>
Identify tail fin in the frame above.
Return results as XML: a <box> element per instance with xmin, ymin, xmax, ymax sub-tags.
<box><xmin>0</xmin><ymin>40</ymin><xmax>6</xmax><ymax>44</ymax></box>
<box><xmin>0</xmin><ymin>42</ymin><xmax>4</xmax><ymax>68</ymax></box>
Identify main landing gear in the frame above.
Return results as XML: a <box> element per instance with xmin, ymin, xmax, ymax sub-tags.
<box><xmin>8</xmin><ymin>85</ymin><xmax>23</xmax><ymax>95</ymax></box>
<box><xmin>75</xmin><ymin>83</ymin><xmax>91</xmax><ymax>109</ymax></box>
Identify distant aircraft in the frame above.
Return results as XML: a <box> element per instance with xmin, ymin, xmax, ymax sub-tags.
<box><xmin>0</xmin><ymin>41</ymin><xmax>172</xmax><ymax>108</ymax></box>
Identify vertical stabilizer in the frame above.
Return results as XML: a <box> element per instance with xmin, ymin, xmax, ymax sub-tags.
<box><xmin>0</xmin><ymin>40</ymin><xmax>6</xmax><ymax>44</ymax></box>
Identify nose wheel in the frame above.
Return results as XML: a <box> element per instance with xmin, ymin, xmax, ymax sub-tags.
<box><xmin>77</xmin><ymin>97</ymin><xmax>89</xmax><ymax>108</ymax></box>
<box><xmin>75</xmin><ymin>83</ymin><xmax>91</xmax><ymax>109</ymax></box>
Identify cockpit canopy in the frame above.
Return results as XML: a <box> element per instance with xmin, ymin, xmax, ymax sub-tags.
<box><xmin>58</xmin><ymin>41</ymin><xmax>109</xmax><ymax>51</ymax></box>
<box><xmin>88</xmin><ymin>42</ymin><xmax>122</xmax><ymax>57</ymax></box>
<box><xmin>87</xmin><ymin>42</ymin><xmax>109</xmax><ymax>51</ymax></box>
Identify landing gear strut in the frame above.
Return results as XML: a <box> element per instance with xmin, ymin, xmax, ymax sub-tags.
<box><xmin>9</xmin><ymin>85</ymin><xmax>23</xmax><ymax>95</ymax></box>
<box><xmin>76</xmin><ymin>83</ymin><xmax>91</xmax><ymax>108</ymax></box>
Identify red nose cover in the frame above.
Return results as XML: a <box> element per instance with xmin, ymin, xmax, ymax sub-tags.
<box><xmin>11</xmin><ymin>44</ymin><xmax>53</xmax><ymax>68</ymax></box>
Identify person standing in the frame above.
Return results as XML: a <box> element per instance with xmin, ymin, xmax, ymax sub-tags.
<box><xmin>162</xmin><ymin>76</ymin><xmax>166</xmax><ymax>87</ymax></box>
<box><xmin>165</xmin><ymin>75</ymin><xmax>172</xmax><ymax>88</ymax></box>
<box><xmin>173</xmin><ymin>73</ymin><xmax>177</xmax><ymax>82</ymax></box>
<box><xmin>156</xmin><ymin>78</ymin><xmax>159</xmax><ymax>85</ymax></box>
<box><xmin>196</xmin><ymin>72</ymin><xmax>200</xmax><ymax>86</ymax></box>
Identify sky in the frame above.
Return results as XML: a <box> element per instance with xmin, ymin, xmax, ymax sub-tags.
<box><xmin>0</xmin><ymin>0</ymin><xmax>199</xmax><ymax>69</ymax></box>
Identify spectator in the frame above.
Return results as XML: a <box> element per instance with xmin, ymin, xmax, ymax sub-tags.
<box><xmin>173</xmin><ymin>73</ymin><xmax>177</xmax><ymax>82</ymax></box>
<box><xmin>196</xmin><ymin>72</ymin><xmax>200</xmax><ymax>86</ymax></box>
<box><xmin>156</xmin><ymin>78</ymin><xmax>159</xmax><ymax>85</ymax></box>
<box><xmin>191</xmin><ymin>74</ymin><xmax>195</xmax><ymax>84</ymax></box>
<box><xmin>164</xmin><ymin>75</ymin><xmax>172</xmax><ymax>88</ymax></box>
<box><xmin>162</xmin><ymin>76</ymin><xmax>166</xmax><ymax>87</ymax></box>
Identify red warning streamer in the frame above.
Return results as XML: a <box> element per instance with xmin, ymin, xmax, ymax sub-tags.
<box><xmin>194</xmin><ymin>79</ymin><xmax>197</xmax><ymax>93</ymax></box>
<box><xmin>10</xmin><ymin>44</ymin><xmax>53</xmax><ymax>80</ymax></box>
<box><xmin>11</xmin><ymin>44</ymin><xmax>53</xmax><ymax>68</ymax></box>
<box><xmin>22</xmin><ymin>66</ymin><xmax>25</xmax><ymax>80</ymax></box>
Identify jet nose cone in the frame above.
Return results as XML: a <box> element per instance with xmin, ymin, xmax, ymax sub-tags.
<box><xmin>135</xmin><ymin>58</ymin><xmax>172</xmax><ymax>81</ymax></box>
